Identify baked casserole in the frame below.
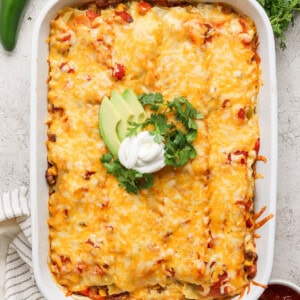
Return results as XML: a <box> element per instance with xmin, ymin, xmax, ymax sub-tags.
<box><xmin>46</xmin><ymin>1</ymin><xmax>261</xmax><ymax>299</ymax></box>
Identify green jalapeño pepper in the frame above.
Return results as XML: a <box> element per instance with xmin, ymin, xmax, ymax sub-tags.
<box><xmin>0</xmin><ymin>0</ymin><xmax>29</xmax><ymax>51</ymax></box>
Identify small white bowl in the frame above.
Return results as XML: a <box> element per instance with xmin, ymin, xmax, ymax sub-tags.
<box><xmin>268</xmin><ymin>279</ymin><xmax>300</xmax><ymax>294</ymax></box>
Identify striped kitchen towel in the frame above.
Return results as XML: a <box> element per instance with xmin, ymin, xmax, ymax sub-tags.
<box><xmin>0</xmin><ymin>186</ymin><xmax>45</xmax><ymax>300</ymax></box>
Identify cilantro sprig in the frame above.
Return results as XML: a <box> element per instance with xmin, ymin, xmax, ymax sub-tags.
<box><xmin>257</xmin><ymin>0</ymin><xmax>300</xmax><ymax>49</ymax></box>
<box><xmin>128</xmin><ymin>113</ymin><xmax>172</xmax><ymax>144</ymax></box>
<box><xmin>138</xmin><ymin>93</ymin><xmax>164</xmax><ymax>111</ymax></box>
<box><xmin>129</xmin><ymin>93</ymin><xmax>204</xmax><ymax>168</ymax></box>
<box><xmin>164</xmin><ymin>129</ymin><xmax>197</xmax><ymax>167</ymax></box>
<box><xmin>101</xmin><ymin>153</ymin><xmax>154</xmax><ymax>194</ymax></box>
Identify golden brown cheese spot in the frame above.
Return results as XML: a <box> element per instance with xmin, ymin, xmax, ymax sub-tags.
<box><xmin>47</xmin><ymin>2</ymin><xmax>260</xmax><ymax>299</ymax></box>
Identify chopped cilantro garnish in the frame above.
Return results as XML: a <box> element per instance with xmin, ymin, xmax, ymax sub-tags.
<box><xmin>128</xmin><ymin>93</ymin><xmax>204</xmax><ymax>168</ymax></box>
<box><xmin>101</xmin><ymin>153</ymin><xmax>154</xmax><ymax>194</ymax></box>
<box><xmin>138</xmin><ymin>93</ymin><xmax>163</xmax><ymax>111</ymax></box>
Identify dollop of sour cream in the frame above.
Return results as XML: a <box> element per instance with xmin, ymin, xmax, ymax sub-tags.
<box><xmin>118</xmin><ymin>131</ymin><xmax>165</xmax><ymax>174</ymax></box>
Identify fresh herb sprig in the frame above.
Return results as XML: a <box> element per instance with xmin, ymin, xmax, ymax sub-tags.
<box><xmin>101</xmin><ymin>153</ymin><xmax>154</xmax><ymax>194</ymax></box>
<box><xmin>257</xmin><ymin>0</ymin><xmax>300</xmax><ymax>49</ymax></box>
<box><xmin>138</xmin><ymin>92</ymin><xmax>164</xmax><ymax>111</ymax></box>
<box><xmin>128</xmin><ymin>93</ymin><xmax>204</xmax><ymax>168</ymax></box>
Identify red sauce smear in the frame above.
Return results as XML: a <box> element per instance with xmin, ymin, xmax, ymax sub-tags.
<box><xmin>259</xmin><ymin>284</ymin><xmax>300</xmax><ymax>300</ymax></box>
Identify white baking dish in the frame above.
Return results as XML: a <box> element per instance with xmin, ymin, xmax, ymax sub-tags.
<box><xmin>30</xmin><ymin>1</ymin><xmax>277</xmax><ymax>299</ymax></box>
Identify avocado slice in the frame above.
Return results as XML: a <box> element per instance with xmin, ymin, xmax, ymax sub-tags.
<box><xmin>99</xmin><ymin>97</ymin><xmax>122</xmax><ymax>157</ymax></box>
<box><xmin>110</xmin><ymin>91</ymin><xmax>134</xmax><ymax>141</ymax></box>
<box><xmin>123</xmin><ymin>89</ymin><xmax>146</xmax><ymax>123</ymax></box>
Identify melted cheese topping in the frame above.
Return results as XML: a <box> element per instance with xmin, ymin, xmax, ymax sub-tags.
<box><xmin>47</xmin><ymin>2</ymin><xmax>260</xmax><ymax>299</ymax></box>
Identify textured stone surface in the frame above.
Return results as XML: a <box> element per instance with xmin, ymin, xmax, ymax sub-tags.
<box><xmin>274</xmin><ymin>14</ymin><xmax>300</xmax><ymax>285</ymax></box>
<box><xmin>0</xmin><ymin>0</ymin><xmax>299</xmax><ymax>289</ymax></box>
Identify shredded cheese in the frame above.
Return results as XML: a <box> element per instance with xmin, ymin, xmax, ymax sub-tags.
<box><xmin>47</xmin><ymin>2</ymin><xmax>261</xmax><ymax>299</ymax></box>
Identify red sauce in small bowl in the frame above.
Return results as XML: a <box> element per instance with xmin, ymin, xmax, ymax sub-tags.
<box><xmin>259</xmin><ymin>284</ymin><xmax>300</xmax><ymax>300</ymax></box>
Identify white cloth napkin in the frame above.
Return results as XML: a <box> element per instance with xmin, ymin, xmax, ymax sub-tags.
<box><xmin>0</xmin><ymin>187</ymin><xmax>45</xmax><ymax>300</ymax></box>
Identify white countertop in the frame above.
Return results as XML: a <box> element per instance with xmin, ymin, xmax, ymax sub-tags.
<box><xmin>0</xmin><ymin>0</ymin><xmax>299</xmax><ymax>296</ymax></box>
